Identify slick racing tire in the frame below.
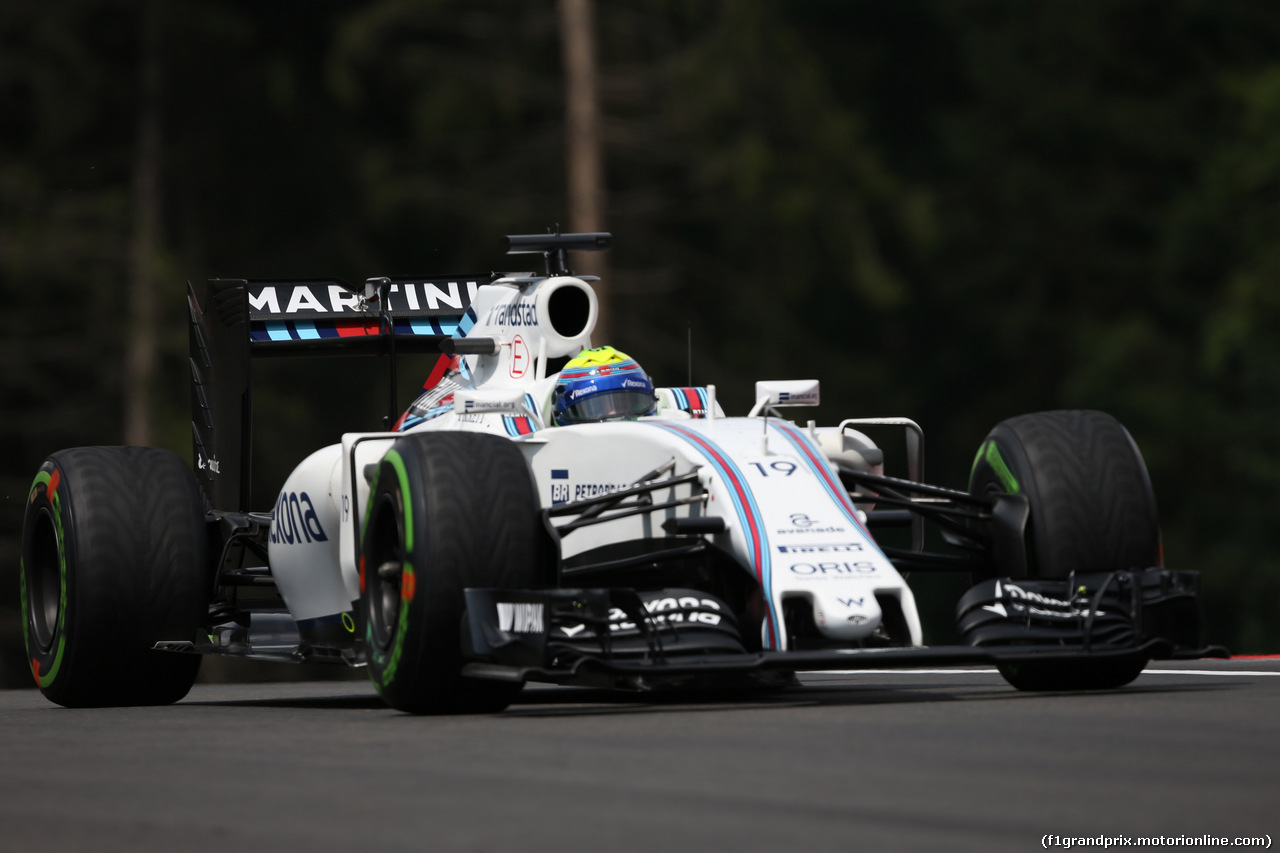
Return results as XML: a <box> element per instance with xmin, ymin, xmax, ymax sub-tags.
<box><xmin>969</xmin><ymin>410</ymin><xmax>1161</xmax><ymax>580</ymax></box>
<box><xmin>361</xmin><ymin>432</ymin><xmax>548</xmax><ymax>714</ymax></box>
<box><xmin>21</xmin><ymin>447</ymin><xmax>208</xmax><ymax>707</ymax></box>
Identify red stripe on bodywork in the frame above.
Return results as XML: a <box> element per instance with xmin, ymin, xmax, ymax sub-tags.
<box><xmin>658</xmin><ymin>423</ymin><xmax>776</xmax><ymax>648</ymax></box>
<box><xmin>775</xmin><ymin>421</ymin><xmax>874</xmax><ymax>537</ymax></box>
<box><xmin>333</xmin><ymin>321</ymin><xmax>382</xmax><ymax>337</ymax></box>
<box><xmin>423</xmin><ymin>354</ymin><xmax>452</xmax><ymax>391</ymax></box>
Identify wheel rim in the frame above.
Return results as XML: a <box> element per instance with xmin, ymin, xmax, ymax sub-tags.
<box><xmin>367</xmin><ymin>493</ymin><xmax>405</xmax><ymax>650</ymax></box>
<box><xmin>26</xmin><ymin>507</ymin><xmax>62</xmax><ymax>652</ymax></box>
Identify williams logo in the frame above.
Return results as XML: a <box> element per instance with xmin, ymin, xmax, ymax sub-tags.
<box><xmin>496</xmin><ymin>602</ymin><xmax>544</xmax><ymax>634</ymax></box>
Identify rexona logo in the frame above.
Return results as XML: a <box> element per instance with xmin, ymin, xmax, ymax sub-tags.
<box><xmin>776</xmin><ymin>543</ymin><xmax>865</xmax><ymax>554</ymax></box>
<box><xmin>270</xmin><ymin>491</ymin><xmax>328</xmax><ymax>544</ymax></box>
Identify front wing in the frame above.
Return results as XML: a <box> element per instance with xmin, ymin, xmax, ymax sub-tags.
<box><xmin>461</xmin><ymin>578</ymin><xmax>1227</xmax><ymax>690</ymax></box>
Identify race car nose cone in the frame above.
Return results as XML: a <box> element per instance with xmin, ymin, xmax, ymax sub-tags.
<box><xmin>804</xmin><ymin>589</ymin><xmax>884</xmax><ymax>642</ymax></box>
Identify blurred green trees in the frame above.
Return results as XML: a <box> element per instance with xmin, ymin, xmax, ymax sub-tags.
<box><xmin>2</xmin><ymin>0</ymin><xmax>1276</xmax><ymax>685</ymax></box>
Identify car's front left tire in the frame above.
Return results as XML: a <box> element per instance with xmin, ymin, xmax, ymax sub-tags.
<box><xmin>966</xmin><ymin>411</ymin><xmax>1162</xmax><ymax>691</ymax></box>
<box><xmin>360</xmin><ymin>432</ymin><xmax>549</xmax><ymax>714</ymax></box>
<box><xmin>969</xmin><ymin>409</ymin><xmax>1161</xmax><ymax>579</ymax></box>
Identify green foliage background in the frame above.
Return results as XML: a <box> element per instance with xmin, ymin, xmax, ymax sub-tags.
<box><xmin>2</xmin><ymin>0</ymin><xmax>1276</xmax><ymax>685</ymax></box>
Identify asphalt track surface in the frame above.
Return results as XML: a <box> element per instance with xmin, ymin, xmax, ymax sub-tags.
<box><xmin>1</xmin><ymin>659</ymin><xmax>1276</xmax><ymax>853</ymax></box>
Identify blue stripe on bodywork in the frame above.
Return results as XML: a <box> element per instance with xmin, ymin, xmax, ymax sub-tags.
<box><xmin>768</xmin><ymin>420</ymin><xmax>886</xmax><ymax>556</ymax></box>
<box><xmin>645</xmin><ymin>422</ymin><xmax>780</xmax><ymax>649</ymax></box>
<box><xmin>266</xmin><ymin>321</ymin><xmax>292</xmax><ymax>341</ymax></box>
<box><xmin>502</xmin><ymin>394</ymin><xmax>541</xmax><ymax>436</ymax></box>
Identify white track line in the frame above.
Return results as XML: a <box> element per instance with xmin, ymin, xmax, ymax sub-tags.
<box><xmin>1140</xmin><ymin>669</ymin><xmax>1280</xmax><ymax>677</ymax></box>
<box><xmin>814</xmin><ymin>668</ymin><xmax>1280</xmax><ymax>677</ymax></box>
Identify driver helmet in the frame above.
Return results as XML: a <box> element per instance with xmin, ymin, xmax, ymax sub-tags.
<box><xmin>552</xmin><ymin>346</ymin><xmax>657</xmax><ymax>426</ymax></box>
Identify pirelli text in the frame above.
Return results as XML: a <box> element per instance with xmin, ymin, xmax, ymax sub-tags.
<box><xmin>1043</xmin><ymin>836</ymin><xmax>1271</xmax><ymax>849</ymax></box>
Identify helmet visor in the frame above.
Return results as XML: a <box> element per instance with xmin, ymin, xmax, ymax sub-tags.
<box><xmin>559</xmin><ymin>390</ymin><xmax>655</xmax><ymax>424</ymax></box>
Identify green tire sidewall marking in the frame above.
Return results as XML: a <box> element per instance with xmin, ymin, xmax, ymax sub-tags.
<box><xmin>22</xmin><ymin>470</ymin><xmax>69</xmax><ymax>688</ymax></box>
<box><xmin>362</xmin><ymin>448</ymin><xmax>416</xmax><ymax>689</ymax></box>
<box><xmin>984</xmin><ymin>440</ymin><xmax>1021</xmax><ymax>494</ymax></box>
<box><xmin>383</xmin><ymin>449</ymin><xmax>414</xmax><ymax>552</ymax></box>
<box><xmin>381</xmin><ymin>564</ymin><xmax>414</xmax><ymax>685</ymax></box>
<box><xmin>360</xmin><ymin>463</ymin><xmax>381</xmax><ymax>543</ymax></box>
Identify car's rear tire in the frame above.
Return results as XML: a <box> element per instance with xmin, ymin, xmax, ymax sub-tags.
<box><xmin>360</xmin><ymin>432</ymin><xmax>548</xmax><ymax>714</ymax></box>
<box><xmin>20</xmin><ymin>447</ymin><xmax>208</xmax><ymax>707</ymax></box>
<box><xmin>969</xmin><ymin>410</ymin><xmax>1161</xmax><ymax>579</ymax></box>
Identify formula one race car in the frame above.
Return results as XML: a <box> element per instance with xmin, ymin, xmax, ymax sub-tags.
<box><xmin>19</xmin><ymin>232</ymin><xmax>1224</xmax><ymax>712</ymax></box>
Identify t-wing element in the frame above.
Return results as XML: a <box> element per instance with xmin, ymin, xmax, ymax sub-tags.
<box><xmin>503</xmin><ymin>231</ymin><xmax>612</xmax><ymax>276</ymax></box>
<box><xmin>441</xmin><ymin>337</ymin><xmax>501</xmax><ymax>356</ymax></box>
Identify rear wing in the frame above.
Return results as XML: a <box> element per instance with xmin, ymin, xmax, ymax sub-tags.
<box><xmin>187</xmin><ymin>229</ymin><xmax>613</xmax><ymax>512</ymax></box>
<box><xmin>243</xmin><ymin>277</ymin><xmax>489</xmax><ymax>351</ymax></box>
<box><xmin>188</xmin><ymin>275</ymin><xmax>489</xmax><ymax>512</ymax></box>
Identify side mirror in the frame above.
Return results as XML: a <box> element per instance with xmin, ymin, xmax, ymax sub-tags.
<box><xmin>749</xmin><ymin>380</ymin><xmax>820</xmax><ymax>416</ymax></box>
<box><xmin>452</xmin><ymin>391</ymin><xmax>544</xmax><ymax>429</ymax></box>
